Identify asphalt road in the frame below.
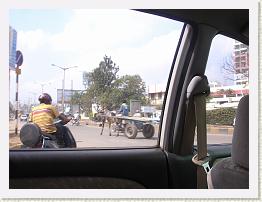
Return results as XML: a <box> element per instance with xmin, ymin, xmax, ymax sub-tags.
<box><xmin>68</xmin><ymin>123</ymin><xmax>159</xmax><ymax>148</ymax></box>
<box><xmin>10</xmin><ymin>120</ymin><xmax>233</xmax><ymax>148</ymax></box>
<box><xmin>67</xmin><ymin>123</ymin><xmax>233</xmax><ymax>148</ymax></box>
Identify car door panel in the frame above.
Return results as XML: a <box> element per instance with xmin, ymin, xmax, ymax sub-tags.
<box><xmin>166</xmin><ymin>152</ymin><xmax>197</xmax><ymax>188</ymax></box>
<box><xmin>165</xmin><ymin>144</ymin><xmax>232</xmax><ymax>189</ymax></box>
<box><xmin>10</xmin><ymin>148</ymin><xmax>169</xmax><ymax>189</ymax></box>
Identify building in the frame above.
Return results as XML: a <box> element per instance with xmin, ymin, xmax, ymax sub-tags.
<box><xmin>148</xmin><ymin>82</ymin><xmax>248</xmax><ymax>110</ymax></box>
<box><xmin>233</xmin><ymin>41</ymin><xmax>249</xmax><ymax>85</ymax></box>
<box><xmin>148</xmin><ymin>84</ymin><xmax>166</xmax><ymax>106</ymax></box>
<box><xmin>9</xmin><ymin>26</ymin><xmax>17</xmax><ymax>70</ymax></box>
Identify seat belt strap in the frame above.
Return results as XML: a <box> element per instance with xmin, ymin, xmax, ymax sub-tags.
<box><xmin>184</xmin><ymin>75</ymin><xmax>210</xmax><ymax>189</ymax></box>
<box><xmin>195</xmin><ymin>95</ymin><xmax>208</xmax><ymax>160</ymax></box>
<box><xmin>180</xmin><ymin>99</ymin><xmax>196</xmax><ymax>155</ymax></box>
<box><xmin>192</xmin><ymin>94</ymin><xmax>210</xmax><ymax>189</ymax></box>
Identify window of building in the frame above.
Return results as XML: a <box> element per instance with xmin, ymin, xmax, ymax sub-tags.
<box><xmin>240</xmin><ymin>50</ymin><xmax>247</xmax><ymax>54</ymax></box>
<box><xmin>241</xmin><ymin>62</ymin><xmax>246</xmax><ymax>67</ymax></box>
<box><xmin>235</xmin><ymin>57</ymin><xmax>240</xmax><ymax>62</ymax></box>
<box><xmin>240</xmin><ymin>43</ymin><xmax>247</xmax><ymax>49</ymax></box>
<box><xmin>241</xmin><ymin>56</ymin><xmax>246</xmax><ymax>61</ymax></box>
<box><xmin>235</xmin><ymin>51</ymin><xmax>240</xmax><ymax>55</ymax></box>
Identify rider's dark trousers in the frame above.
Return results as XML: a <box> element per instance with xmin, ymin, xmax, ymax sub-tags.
<box><xmin>52</xmin><ymin>123</ymin><xmax>76</xmax><ymax>148</ymax></box>
<box><xmin>49</xmin><ymin>123</ymin><xmax>66</xmax><ymax>147</ymax></box>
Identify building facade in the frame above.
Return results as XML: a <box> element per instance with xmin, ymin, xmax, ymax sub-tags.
<box><xmin>233</xmin><ymin>40</ymin><xmax>249</xmax><ymax>85</ymax></box>
<box><xmin>148</xmin><ymin>85</ymin><xmax>165</xmax><ymax>106</ymax></box>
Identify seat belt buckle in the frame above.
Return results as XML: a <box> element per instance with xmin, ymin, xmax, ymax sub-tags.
<box><xmin>202</xmin><ymin>161</ymin><xmax>211</xmax><ymax>173</ymax></box>
<box><xmin>192</xmin><ymin>154</ymin><xmax>211</xmax><ymax>174</ymax></box>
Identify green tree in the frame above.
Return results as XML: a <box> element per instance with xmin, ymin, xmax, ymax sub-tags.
<box><xmin>217</xmin><ymin>89</ymin><xmax>225</xmax><ymax>94</ymax></box>
<box><xmin>115</xmin><ymin>74</ymin><xmax>147</xmax><ymax>105</ymax></box>
<box><xmin>78</xmin><ymin>56</ymin><xmax>147</xmax><ymax>114</ymax></box>
<box><xmin>81</xmin><ymin>55</ymin><xmax>119</xmax><ymax>111</ymax></box>
<box><xmin>88</xmin><ymin>55</ymin><xmax>119</xmax><ymax>93</ymax></box>
<box><xmin>206</xmin><ymin>94</ymin><xmax>213</xmax><ymax>103</ymax></box>
<box><xmin>225</xmin><ymin>88</ymin><xmax>235</xmax><ymax>97</ymax></box>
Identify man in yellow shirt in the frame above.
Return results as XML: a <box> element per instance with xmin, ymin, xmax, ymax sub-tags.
<box><xmin>29</xmin><ymin>93</ymin><xmax>72</xmax><ymax>147</ymax></box>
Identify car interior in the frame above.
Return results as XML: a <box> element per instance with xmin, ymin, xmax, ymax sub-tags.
<box><xmin>9</xmin><ymin>9</ymin><xmax>249</xmax><ymax>190</ymax></box>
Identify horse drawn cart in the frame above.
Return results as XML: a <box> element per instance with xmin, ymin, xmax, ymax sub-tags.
<box><xmin>111</xmin><ymin>116</ymin><xmax>155</xmax><ymax>139</ymax></box>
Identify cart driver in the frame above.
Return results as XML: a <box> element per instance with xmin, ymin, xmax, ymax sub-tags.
<box><xmin>119</xmin><ymin>100</ymin><xmax>129</xmax><ymax>116</ymax></box>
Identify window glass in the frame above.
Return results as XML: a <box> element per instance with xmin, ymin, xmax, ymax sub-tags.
<box><xmin>204</xmin><ymin>35</ymin><xmax>249</xmax><ymax>145</ymax></box>
<box><xmin>9</xmin><ymin>9</ymin><xmax>183</xmax><ymax>149</ymax></box>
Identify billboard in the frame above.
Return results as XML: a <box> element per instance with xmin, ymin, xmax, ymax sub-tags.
<box><xmin>9</xmin><ymin>26</ymin><xmax>17</xmax><ymax>70</ymax></box>
<box><xmin>57</xmin><ymin>89</ymin><xmax>82</xmax><ymax>104</ymax></box>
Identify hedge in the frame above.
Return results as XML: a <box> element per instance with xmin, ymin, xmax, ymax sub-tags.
<box><xmin>206</xmin><ymin>107</ymin><xmax>236</xmax><ymax>126</ymax></box>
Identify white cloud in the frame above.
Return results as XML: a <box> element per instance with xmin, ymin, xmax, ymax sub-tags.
<box><xmin>49</xmin><ymin>10</ymin><xmax>155</xmax><ymax>53</ymax></box>
<box><xmin>46</xmin><ymin>9</ymin><xmax>183</xmax><ymax>88</ymax></box>
<box><xmin>111</xmin><ymin>29</ymin><xmax>181</xmax><ymax>85</ymax></box>
<box><xmin>17</xmin><ymin>29</ymin><xmax>49</xmax><ymax>51</ymax></box>
<box><xmin>11</xmin><ymin>10</ymin><xmax>184</xmax><ymax>104</ymax></box>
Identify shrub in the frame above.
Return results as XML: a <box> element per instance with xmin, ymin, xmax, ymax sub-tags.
<box><xmin>206</xmin><ymin>107</ymin><xmax>236</xmax><ymax>126</ymax></box>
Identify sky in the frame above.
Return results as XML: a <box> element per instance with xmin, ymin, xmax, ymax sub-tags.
<box><xmin>9</xmin><ymin>9</ymin><xmax>234</xmax><ymax>105</ymax></box>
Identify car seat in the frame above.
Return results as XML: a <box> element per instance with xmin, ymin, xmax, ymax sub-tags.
<box><xmin>207</xmin><ymin>95</ymin><xmax>249</xmax><ymax>188</ymax></box>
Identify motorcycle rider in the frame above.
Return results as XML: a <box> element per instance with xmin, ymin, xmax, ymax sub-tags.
<box><xmin>28</xmin><ymin>93</ymin><xmax>72</xmax><ymax>147</ymax></box>
<box><xmin>74</xmin><ymin>111</ymin><xmax>80</xmax><ymax>120</ymax></box>
<box><xmin>72</xmin><ymin>111</ymin><xmax>81</xmax><ymax>125</ymax></box>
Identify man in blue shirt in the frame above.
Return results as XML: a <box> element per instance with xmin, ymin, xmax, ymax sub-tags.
<box><xmin>119</xmin><ymin>100</ymin><xmax>129</xmax><ymax>116</ymax></box>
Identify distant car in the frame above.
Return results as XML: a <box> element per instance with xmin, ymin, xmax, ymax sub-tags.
<box><xmin>150</xmin><ymin>112</ymin><xmax>161</xmax><ymax>123</ymax></box>
<box><xmin>20</xmin><ymin>114</ymin><xmax>28</xmax><ymax>122</ymax></box>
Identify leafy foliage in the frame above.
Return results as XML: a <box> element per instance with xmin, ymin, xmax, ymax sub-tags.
<box><xmin>73</xmin><ymin>55</ymin><xmax>147</xmax><ymax>114</ymax></box>
<box><xmin>206</xmin><ymin>107</ymin><xmax>236</xmax><ymax>125</ymax></box>
<box><xmin>116</xmin><ymin>75</ymin><xmax>146</xmax><ymax>104</ymax></box>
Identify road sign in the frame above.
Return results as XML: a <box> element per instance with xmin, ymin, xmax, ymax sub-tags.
<box><xmin>16</xmin><ymin>50</ymin><xmax>23</xmax><ymax>67</ymax></box>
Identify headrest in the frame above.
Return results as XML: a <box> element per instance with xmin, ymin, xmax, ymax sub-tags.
<box><xmin>186</xmin><ymin>75</ymin><xmax>210</xmax><ymax>99</ymax></box>
<box><xmin>232</xmin><ymin>95</ymin><xmax>249</xmax><ymax>169</ymax></box>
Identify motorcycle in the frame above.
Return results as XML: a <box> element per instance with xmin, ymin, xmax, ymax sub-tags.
<box><xmin>71</xmin><ymin>117</ymin><xmax>80</xmax><ymax>126</ymax></box>
<box><xmin>20</xmin><ymin>119</ymin><xmax>76</xmax><ymax>148</ymax></box>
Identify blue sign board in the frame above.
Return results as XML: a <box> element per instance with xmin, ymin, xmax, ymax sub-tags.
<box><xmin>9</xmin><ymin>26</ymin><xmax>17</xmax><ymax>70</ymax></box>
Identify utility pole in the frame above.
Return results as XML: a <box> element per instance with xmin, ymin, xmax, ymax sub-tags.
<box><xmin>15</xmin><ymin>50</ymin><xmax>23</xmax><ymax>135</ymax></box>
<box><xmin>15</xmin><ymin>67</ymin><xmax>20</xmax><ymax>135</ymax></box>
<box><xmin>51</xmin><ymin>64</ymin><xmax>78</xmax><ymax>113</ymax></box>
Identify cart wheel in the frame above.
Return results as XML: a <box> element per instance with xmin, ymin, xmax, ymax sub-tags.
<box><xmin>124</xmin><ymin>124</ymin><xmax>138</xmax><ymax>139</ymax></box>
<box><xmin>142</xmin><ymin>124</ymin><xmax>155</xmax><ymax>138</ymax></box>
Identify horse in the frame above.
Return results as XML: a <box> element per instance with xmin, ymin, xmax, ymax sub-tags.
<box><xmin>96</xmin><ymin>109</ymin><xmax>119</xmax><ymax>136</ymax></box>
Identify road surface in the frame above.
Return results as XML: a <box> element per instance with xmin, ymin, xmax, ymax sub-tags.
<box><xmin>9</xmin><ymin>120</ymin><xmax>233</xmax><ymax>148</ymax></box>
<box><xmin>69</xmin><ymin>123</ymin><xmax>233</xmax><ymax>148</ymax></box>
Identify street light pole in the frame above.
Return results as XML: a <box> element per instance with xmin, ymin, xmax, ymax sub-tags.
<box><xmin>62</xmin><ymin>69</ymin><xmax>65</xmax><ymax>113</ymax></box>
<box><xmin>51</xmin><ymin>64</ymin><xmax>78</xmax><ymax>113</ymax></box>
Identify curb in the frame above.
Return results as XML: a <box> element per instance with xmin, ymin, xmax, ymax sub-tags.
<box><xmin>207</xmin><ymin>125</ymin><xmax>234</xmax><ymax>135</ymax></box>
